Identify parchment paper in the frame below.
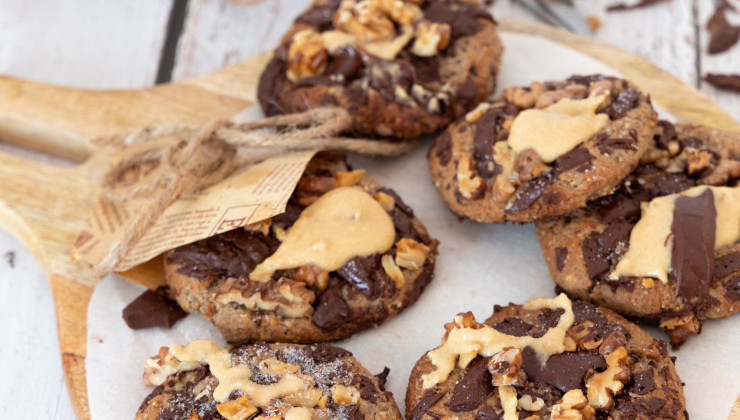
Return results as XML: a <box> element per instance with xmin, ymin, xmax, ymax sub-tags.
<box><xmin>86</xmin><ymin>33</ymin><xmax>740</xmax><ymax>420</ymax></box>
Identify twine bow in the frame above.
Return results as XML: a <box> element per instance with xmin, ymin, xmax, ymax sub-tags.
<box><xmin>90</xmin><ymin>107</ymin><xmax>417</xmax><ymax>278</ymax></box>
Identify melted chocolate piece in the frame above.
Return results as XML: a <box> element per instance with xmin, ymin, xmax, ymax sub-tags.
<box><xmin>581</xmin><ymin>223</ymin><xmax>633</xmax><ymax>280</ymax></box>
<box><xmin>493</xmin><ymin>317</ymin><xmax>533</xmax><ymax>336</ymax></box>
<box><xmin>337</xmin><ymin>254</ymin><xmax>384</xmax><ymax>297</ymax></box>
<box><xmin>170</xmin><ymin>229</ymin><xmax>278</xmax><ymax>280</ymax></box>
<box><xmin>555</xmin><ymin>247</ymin><xmax>568</xmax><ymax>272</ymax></box>
<box><xmin>294</xmin><ymin>0</ymin><xmax>341</xmax><ymax>30</ymax></box>
<box><xmin>521</xmin><ymin>347</ymin><xmax>606</xmax><ymax>393</ymax></box>
<box><xmin>705</xmin><ymin>73</ymin><xmax>740</xmax><ymax>92</ymax></box>
<box><xmin>345</xmin><ymin>404</ymin><xmax>365</xmax><ymax>420</ymax></box>
<box><xmin>375</xmin><ymin>367</ymin><xmax>390</xmax><ymax>391</ymax></box>
<box><xmin>435</xmin><ymin>130</ymin><xmax>453</xmax><ymax>166</ymax></box>
<box><xmin>572</xmin><ymin>300</ymin><xmax>631</xmax><ymax>340</ymax></box>
<box><xmin>607</xmin><ymin>0</ymin><xmax>669</xmax><ymax>11</ymax></box>
<box><xmin>634</xmin><ymin>397</ymin><xmax>666</xmax><ymax>415</ymax></box>
<box><xmin>312</xmin><ymin>286</ymin><xmax>350</xmax><ymax>329</ymax></box>
<box><xmin>122</xmin><ymin>288</ymin><xmax>187</xmax><ymax>330</ymax></box>
<box><xmin>716</xmin><ymin>252</ymin><xmax>740</xmax><ymax>280</ymax></box>
<box><xmin>409</xmin><ymin>391</ymin><xmax>445</xmax><ymax>420</ymax></box>
<box><xmin>325</xmin><ymin>46</ymin><xmax>363</xmax><ymax>79</ymax></box>
<box><xmin>257</xmin><ymin>58</ymin><xmax>286</xmax><ymax>116</ymax></box>
<box><xmin>533</xmin><ymin>308</ymin><xmax>565</xmax><ymax>338</ymax></box>
<box><xmin>654</xmin><ymin>120</ymin><xmax>677</xmax><ymax>150</ymax></box>
<box><xmin>353</xmin><ymin>375</ymin><xmax>379</xmax><ymax>402</ymax></box>
<box><xmin>505</xmin><ymin>177</ymin><xmax>549</xmax><ymax>213</ymax></box>
<box><xmin>671</xmin><ymin>189</ymin><xmax>717</xmax><ymax>298</ymax></box>
<box><xmin>707</xmin><ymin>7</ymin><xmax>740</xmax><ymax>54</ymax></box>
<box><xmin>457</xmin><ymin>75</ymin><xmax>478</xmax><ymax>109</ymax></box>
<box><xmin>449</xmin><ymin>357</ymin><xmax>495</xmax><ymax>412</ymax></box>
<box><xmin>606</xmin><ymin>88</ymin><xmax>642</xmax><ymax>119</ymax></box>
<box><xmin>366</xmin><ymin>59</ymin><xmax>415</xmax><ymax>101</ymax></box>
<box><xmin>725</xmin><ymin>273</ymin><xmax>740</xmax><ymax>300</ymax></box>
<box><xmin>551</xmin><ymin>148</ymin><xmax>594</xmax><ymax>175</ymax></box>
<box><xmin>311</xmin><ymin>343</ymin><xmax>352</xmax><ymax>363</ymax></box>
<box><xmin>424</xmin><ymin>1</ymin><xmax>493</xmax><ymax>39</ymax></box>
<box><xmin>271</xmin><ymin>203</ymin><xmax>303</xmax><ymax>228</ymax></box>
<box><xmin>475</xmin><ymin>406</ymin><xmax>501</xmax><ymax>420</ymax></box>
<box><xmin>473</xmin><ymin>106</ymin><xmax>517</xmax><ymax>178</ymax></box>
<box><xmin>629</xmin><ymin>370</ymin><xmax>656</xmax><ymax>395</ymax></box>
<box><xmin>378</xmin><ymin>187</ymin><xmax>414</xmax><ymax>216</ymax></box>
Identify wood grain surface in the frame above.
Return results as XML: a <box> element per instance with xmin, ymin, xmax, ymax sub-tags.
<box><xmin>0</xmin><ymin>18</ymin><xmax>739</xmax><ymax>420</ymax></box>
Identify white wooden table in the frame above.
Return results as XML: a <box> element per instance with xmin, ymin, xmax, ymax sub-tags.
<box><xmin>1</xmin><ymin>0</ymin><xmax>738</xmax><ymax>418</ymax></box>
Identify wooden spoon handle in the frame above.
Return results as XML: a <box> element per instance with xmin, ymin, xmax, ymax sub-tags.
<box><xmin>0</xmin><ymin>54</ymin><xmax>270</xmax><ymax>161</ymax></box>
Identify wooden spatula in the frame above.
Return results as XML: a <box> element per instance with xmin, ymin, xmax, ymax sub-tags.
<box><xmin>0</xmin><ymin>20</ymin><xmax>737</xmax><ymax>419</ymax></box>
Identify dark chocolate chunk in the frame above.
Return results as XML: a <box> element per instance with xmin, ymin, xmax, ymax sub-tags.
<box><xmin>378</xmin><ymin>187</ymin><xmax>414</xmax><ymax>216</ymax></box>
<box><xmin>311</xmin><ymin>343</ymin><xmax>352</xmax><ymax>363</ymax></box>
<box><xmin>475</xmin><ymin>406</ymin><xmax>501</xmax><ymax>420</ymax></box>
<box><xmin>533</xmin><ymin>308</ymin><xmax>565</xmax><ymax>338</ymax></box>
<box><xmin>716</xmin><ymin>252</ymin><xmax>740</xmax><ymax>280</ymax></box>
<box><xmin>294</xmin><ymin>0</ymin><xmax>341</xmax><ymax>30</ymax></box>
<box><xmin>707</xmin><ymin>7</ymin><xmax>740</xmax><ymax>55</ymax></box>
<box><xmin>472</xmin><ymin>105</ymin><xmax>518</xmax><ymax>178</ymax></box>
<box><xmin>705</xmin><ymin>73</ymin><xmax>740</xmax><ymax>92</ymax></box>
<box><xmin>122</xmin><ymin>288</ymin><xmax>187</xmax><ymax>330</ymax></box>
<box><xmin>597</xmin><ymin>136</ymin><xmax>636</xmax><ymax>154</ymax></box>
<box><xmin>606</xmin><ymin>88</ymin><xmax>642</xmax><ymax>119</ymax></box>
<box><xmin>654</xmin><ymin>120</ymin><xmax>677</xmax><ymax>150</ymax></box>
<box><xmin>353</xmin><ymin>375</ymin><xmax>379</xmax><ymax>403</ymax></box>
<box><xmin>409</xmin><ymin>391</ymin><xmax>445</xmax><ymax>420</ymax></box>
<box><xmin>607</xmin><ymin>0</ymin><xmax>669</xmax><ymax>11</ymax></box>
<box><xmin>555</xmin><ymin>247</ymin><xmax>568</xmax><ymax>272</ymax></box>
<box><xmin>551</xmin><ymin>148</ymin><xmax>594</xmax><ymax>175</ymax></box>
<box><xmin>345</xmin><ymin>404</ymin><xmax>365</xmax><ymax>420</ymax></box>
<box><xmin>671</xmin><ymin>189</ymin><xmax>717</xmax><ymax>298</ymax></box>
<box><xmin>521</xmin><ymin>347</ymin><xmax>606</xmax><ymax>393</ymax></box>
<box><xmin>457</xmin><ymin>75</ymin><xmax>478</xmax><ymax>109</ymax></box>
<box><xmin>505</xmin><ymin>177</ymin><xmax>549</xmax><ymax>213</ymax></box>
<box><xmin>581</xmin><ymin>223</ymin><xmax>634</xmax><ymax>280</ymax></box>
<box><xmin>435</xmin><ymin>130</ymin><xmax>453</xmax><ymax>166</ymax></box>
<box><xmin>312</xmin><ymin>286</ymin><xmax>351</xmax><ymax>329</ymax></box>
<box><xmin>629</xmin><ymin>370</ymin><xmax>657</xmax><ymax>395</ymax></box>
<box><xmin>257</xmin><ymin>58</ymin><xmax>286</xmax><ymax>116</ymax></box>
<box><xmin>326</xmin><ymin>46</ymin><xmax>362</xmax><ymax>79</ymax></box>
<box><xmin>493</xmin><ymin>317</ymin><xmax>533</xmax><ymax>337</ymax></box>
<box><xmin>423</xmin><ymin>1</ymin><xmax>492</xmax><ymax>39</ymax></box>
<box><xmin>375</xmin><ymin>367</ymin><xmax>390</xmax><ymax>391</ymax></box>
<box><xmin>725</xmin><ymin>273</ymin><xmax>740</xmax><ymax>300</ymax></box>
<box><xmin>337</xmin><ymin>254</ymin><xmax>383</xmax><ymax>297</ymax></box>
<box><xmin>634</xmin><ymin>397</ymin><xmax>666</xmax><ymax>415</ymax></box>
<box><xmin>449</xmin><ymin>357</ymin><xmax>495</xmax><ymax>412</ymax></box>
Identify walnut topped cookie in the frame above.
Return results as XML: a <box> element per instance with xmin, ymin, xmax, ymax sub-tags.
<box><xmin>258</xmin><ymin>0</ymin><xmax>503</xmax><ymax>140</ymax></box>
<box><xmin>406</xmin><ymin>294</ymin><xmax>687</xmax><ymax>420</ymax></box>
<box><xmin>537</xmin><ymin>121</ymin><xmax>740</xmax><ymax>347</ymax></box>
<box><xmin>165</xmin><ymin>151</ymin><xmax>438</xmax><ymax>343</ymax></box>
<box><xmin>428</xmin><ymin>75</ymin><xmax>658</xmax><ymax>223</ymax></box>
<box><xmin>137</xmin><ymin>340</ymin><xmax>401</xmax><ymax>419</ymax></box>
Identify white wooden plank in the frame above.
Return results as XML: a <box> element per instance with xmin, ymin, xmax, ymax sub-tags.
<box><xmin>172</xmin><ymin>0</ymin><xmax>315</xmax><ymax>81</ymax></box>
<box><xmin>573</xmin><ymin>0</ymin><xmax>698</xmax><ymax>86</ymax></box>
<box><xmin>697</xmin><ymin>0</ymin><xmax>740</xmax><ymax>123</ymax></box>
<box><xmin>0</xmin><ymin>0</ymin><xmax>174</xmax><ymax>89</ymax></box>
<box><xmin>0</xmin><ymin>230</ymin><xmax>76</xmax><ymax>419</ymax></box>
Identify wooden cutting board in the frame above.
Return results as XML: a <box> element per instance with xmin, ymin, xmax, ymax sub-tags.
<box><xmin>0</xmin><ymin>20</ymin><xmax>738</xmax><ymax>420</ymax></box>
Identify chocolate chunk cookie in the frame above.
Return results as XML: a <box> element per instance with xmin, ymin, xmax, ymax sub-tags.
<box><xmin>137</xmin><ymin>340</ymin><xmax>401</xmax><ymax>419</ymax></box>
<box><xmin>428</xmin><ymin>75</ymin><xmax>657</xmax><ymax>223</ymax></box>
<box><xmin>406</xmin><ymin>294</ymin><xmax>687</xmax><ymax>420</ymax></box>
<box><xmin>537</xmin><ymin>122</ymin><xmax>740</xmax><ymax>347</ymax></box>
<box><xmin>165</xmin><ymin>152</ymin><xmax>438</xmax><ymax>343</ymax></box>
<box><xmin>258</xmin><ymin>0</ymin><xmax>503</xmax><ymax>140</ymax></box>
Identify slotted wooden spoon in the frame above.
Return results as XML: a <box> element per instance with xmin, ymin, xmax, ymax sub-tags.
<box><xmin>0</xmin><ymin>20</ymin><xmax>737</xmax><ymax>419</ymax></box>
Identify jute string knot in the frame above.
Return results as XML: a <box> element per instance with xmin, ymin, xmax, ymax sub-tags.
<box><xmin>91</xmin><ymin>107</ymin><xmax>417</xmax><ymax>277</ymax></box>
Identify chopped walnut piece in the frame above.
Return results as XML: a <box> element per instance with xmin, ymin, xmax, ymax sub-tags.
<box><xmin>550</xmin><ymin>389</ymin><xmax>595</xmax><ymax>420</ymax></box>
<box><xmin>294</xmin><ymin>265</ymin><xmax>330</xmax><ymax>292</ymax></box>
<box><xmin>336</xmin><ymin>169</ymin><xmax>365</xmax><ymax>187</ymax></box>
<box><xmin>294</xmin><ymin>175</ymin><xmax>337</xmax><ymax>206</ymax></box>
<box><xmin>535</xmin><ymin>84</ymin><xmax>588</xmax><ymax>109</ymax></box>
<box><xmin>598</xmin><ymin>331</ymin><xmax>627</xmax><ymax>356</ymax></box>
<box><xmin>445</xmin><ymin>311</ymin><xmax>478</xmax><ymax>332</ymax></box>
<box><xmin>282</xmin><ymin>388</ymin><xmax>325</xmax><ymax>408</ymax></box>
<box><xmin>585</xmin><ymin>346</ymin><xmax>630</xmax><ymax>409</ymax></box>
<box><xmin>373</xmin><ymin>191</ymin><xmax>395</xmax><ymax>211</ymax></box>
<box><xmin>659</xmin><ymin>312</ymin><xmax>701</xmax><ymax>348</ymax></box>
<box><xmin>411</xmin><ymin>20</ymin><xmax>451</xmax><ymax>56</ymax></box>
<box><xmin>395</xmin><ymin>238</ymin><xmax>430</xmax><ymax>270</ymax></box>
<box><xmin>287</xmin><ymin>29</ymin><xmax>328</xmax><ymax>82</ymax></box>
<box><xmin>700</xmin><ymin>159</ymin><xmax>740</xmax><ymax>185</ymax></box>
<box><xmin>377</xmin><ymin>0</ymin><xmax>423</xmax><ymax>24</ymax></box>
<box><xmin>330</xmin><ymin>384</ymin><xmax>361</xmax><ymax>405</ymax></box>
<box><xmin>244</xmin><ymin>219</ymin><xmax>271</xmax><ymax>236</ymax></box>
<box><xmin>465</xmin><ymin>103</ymin><xmax>492</xmax><ymax>123</ymax></box>
<box><xmin>487</xmin><ymin>347</ymin><xmax>526</xmax><ymax>387</ymax></box>
<box><xmin>456</xmin><ymin>155</ymin><xmax>486</xmax><ymax>199</ymax></box>
<box><xmin>216</xmin><ymin>396</ymin><xmax>258</xmax><ymax>420</ymax></box>
<box><xmin>492</xmin><ymin>175</ymin><xmax>516</xmax><ymax>203</ymax></box>
<box><xmin>567</xmin><ymin>321</ymin><xmax>603</xmax><ymax>351</ymax></box>
<box><xmin>504</xmin><ymin>86</ymin><xmax>536</xmax><ymax>109</ymax></box>
<box><xmin>517</xmin><ymin>148</ymin><xmax>550</xmax><ymax>182</ymax></box>
<box><xmin>518</xmin><ymin>394</ymin><xmax>545</xmax><ymax>412</ymax></box>
<box><xmin>258</xmin><ymin>357</ymin><xmax>301</xmax><ymax>375</ymax></box>
<box><xmin>684</xmin><ymin>147</ymin><xmax>714</xmax><ymax>175</ymax></box>
<box><xmin>381</xmin><ymin>254</ymin><xmax>405</xmax><ymax>288</ymax></box>
<box><xmin>588</xmin><ymin>79</ymin><xmax>614</xmax><ymax>96</ymax></box>
<box><xmin>334</xmin><ymin>0</ymin><xmax>395</xmax><ymax>41</ymax></box>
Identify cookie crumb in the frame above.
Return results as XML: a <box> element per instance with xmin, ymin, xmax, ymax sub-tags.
<box><xmin>4</xmin><ymin>251</ymin><xmax>14</xmax><ymax>268</ymax></box>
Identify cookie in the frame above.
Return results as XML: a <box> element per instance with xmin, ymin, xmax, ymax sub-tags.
<box><xmin>537</xmin><ymin>121</ymin><xmax>740</xmax><ymax>347</ymax></box>
<box><xmin>137</xmin><ymin>340</ymin><xmax>401</xmax><ymax>419</ymax></box>
<box><xmin>165</xmin><ymin>151</ymin><xmax>438</xmax><ymax>343</ymax></box>
<box><xmin>406</xmin><ymin>294</ymin><xmax>687</xmax><ymax>420</ymax></box>
<box><xmin>428</xmin><ymin>75</ymin><xmax>658</xmax><ymax>223</ymax></box>
<box><xmin>257</xmin><ymin>0</ymin><xmax>503</xmax><ymax>140</ymax></box>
